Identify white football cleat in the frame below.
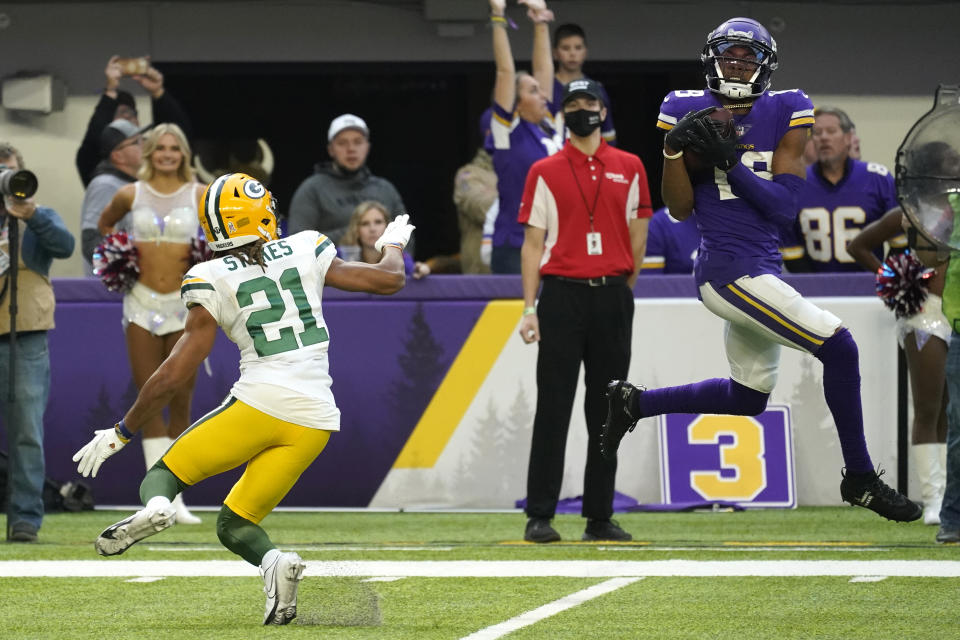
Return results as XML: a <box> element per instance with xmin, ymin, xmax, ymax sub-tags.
<box><xmin>261</xmin><ymin>550</ymin><xmax>306</xmax><ymax>625</ymax></box>
<box><xmin>172</xmin><ymin>494</ymin><xmax>202</xmax><ymax>525</ymax></box>
<box><xmin>95</xmin><ymin>503</ymin><xmax>177</xmax><ymax>556</ymax></box>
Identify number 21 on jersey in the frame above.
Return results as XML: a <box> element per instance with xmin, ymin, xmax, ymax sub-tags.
<box><xmin>237</xmin><ymin>266</ymin><xmax>328</xmax><ymax>357</ymax></box>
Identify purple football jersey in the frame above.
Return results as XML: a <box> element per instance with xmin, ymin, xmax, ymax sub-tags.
<box><xmin>491</xmin><ymin>101</ymin><xmax>562</xmax><ymax>249</ymax></box>
<box><xmin>780</xmin><ymin>159</ymin><xmax>899</xmax><ymax>272</ymax></box>
<box><xmin>641</xmin><ymin>206</ymin><xmax>701</xmax><ymax>274</ymax></box>
<box><xmin>656</xmin><ymin>89</ymin><xmax>815</xmax><ymax>287</ymax></box>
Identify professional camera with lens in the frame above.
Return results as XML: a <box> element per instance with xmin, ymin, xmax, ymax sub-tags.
<box><xmin>0</xmin><ymin>167</ymin><xmax>38</xmax><ymax>199</ymax></box>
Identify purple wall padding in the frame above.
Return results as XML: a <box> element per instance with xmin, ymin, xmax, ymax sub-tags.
<box><xmin>45</xmin><ymin>273</ymin><xmax>876</xmax><ymax>507</ymax></box>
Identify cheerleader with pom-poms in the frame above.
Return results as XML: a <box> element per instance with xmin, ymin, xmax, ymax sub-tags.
<box><xmin>849</xmin><ymin>208</ymin><xmax>949</xmax><ymax>526</ymax></box>
<box><xmin>95</xmin><ymin>123</ymin><xmax>206</xmax><ymax>525</ymax></box>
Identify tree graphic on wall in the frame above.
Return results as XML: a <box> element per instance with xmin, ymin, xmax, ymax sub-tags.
<box><xmin>497</xmin><ymin>384</ymin><xmax>533</xmax><ymax>497</ymax></box>
<box><xmin>84</xmin><ymin>384</ymin><xmax>119</xmax><ymax>429</ymax></box>
<box><xmin>388</xmin><ymin>303</ymin><xmax>448</xmax><ymax>427</ymax></box>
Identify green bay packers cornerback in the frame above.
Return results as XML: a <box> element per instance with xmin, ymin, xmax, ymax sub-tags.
<box><xmin>72</xmin><ymin>172</ymin><xmax>414</xmax><ymax>626</ymax></box>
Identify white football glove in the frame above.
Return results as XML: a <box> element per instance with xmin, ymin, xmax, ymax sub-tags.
<box><xmin>72</xmin><ymin>428</ymin><xmax>127</xmax><ymax>478</ymax></box>
<box><xmin>375</xmin><ymin>214</ymin><xmax>416</xmax><ymax>253</ymax></box>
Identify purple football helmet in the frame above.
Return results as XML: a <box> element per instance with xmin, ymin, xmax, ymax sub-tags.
<box><xmin>701</xmin><ymin>17</ymin><xmax>779</xmax><ymax>99</ymax></box>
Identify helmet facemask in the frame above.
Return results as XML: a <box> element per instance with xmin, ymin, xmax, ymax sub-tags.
<box><xmin>200</xmin><ymin>173</ymin><xmax>280</xmax><ymax>251</ymax></box>
<box><xmin>701</xmin><ymin>19</ymin><xmax>779</xmax><ymax>99</ymax></box>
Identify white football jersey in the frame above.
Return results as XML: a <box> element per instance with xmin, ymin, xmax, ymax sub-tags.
<box><xmin>181</xmin><ymin>230</ymin><xmax>341</xmax><ymax>430</ymax></box>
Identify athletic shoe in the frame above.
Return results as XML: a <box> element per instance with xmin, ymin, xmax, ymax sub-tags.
<box><xmin>524</xmin><ymin>518</ymin><xmax>561</xmax><ymax>543</ymax></box>
<box><xmin>935</xmin><ymin>525</ymin><xmax>960</xmax><ymax>544</ymax></box>
<box><xmin>6</xmin><ymin>522</ymin><xmax>38</xmax><ymax>543</ymax></box>
<box><xmin>95</xmin><ymin>504</ymin><xmax>177</xmax><ymax>556</ymax></box>
<box><xmin>840</xmin><ymin>468</ymin><xmax>922</xmax><ymax>522</ymax></box>
<box><xmin>261</xmin><ymin>551</ymin><xmax>306</xmax><ymax>625</ymax></box>
<box><xmin>601</xmin><ymin>380</ymin><xmax>644</xmax><ymax>459</ymax></box>
<box><xmin>582</xmin><ymin>518</ymin><xmax>632</xmax><ymax>542</ymax></box>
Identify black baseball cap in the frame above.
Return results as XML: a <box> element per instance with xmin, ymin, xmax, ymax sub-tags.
<box><xmin>562</xmin><ymin>78</ymin><xmax>604</xmax><ymax>106</ymax></box>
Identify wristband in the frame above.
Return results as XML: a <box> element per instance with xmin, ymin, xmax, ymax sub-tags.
<box><xmin>662</xmin><ymin>148</ymin><xmax>684</xmax><ymax>160</ymax></box>
<box><xmin>115</xmin><ymin>419</ymin><xmax>134</xmax><ymax>443</ymax></box>
<box><xmin>382</xmin><ymin>242</ymin><xmax>404</xmax><ymax>253</ymax></box>
<box><xmin>489</xmin><ymin>14</ymin><xmax>518</xmax><ymax>29</ymax></box>
<box><xmin>522</xmin><ymin>306</ymin><xmax>537</xmax><ymax>316</ymax></box>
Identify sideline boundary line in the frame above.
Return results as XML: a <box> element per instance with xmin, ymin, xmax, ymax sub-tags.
<box><xmin>460</xmin><ymin>577</ymin><xmax>642</xmax><ymax>640</ymax></box>
<box><xmin>0</xmin><ymin>559</ymin><xmax>958</xmax><ymax>578</ymax></box>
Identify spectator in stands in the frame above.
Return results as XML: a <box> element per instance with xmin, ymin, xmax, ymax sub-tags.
<box><xmin>79</xmin><ymin>119</ymin><xmax>144</xmax><ymax>274</ymax></box>
<box><xmin>453</xmin><ymin>111</ymin><xmax>498</xmax><ymax>274</ymax></box>
<box><xmin>550</xmin><ymin>23</ymin><xmax>616</xmax><ymax>145</ymax></box>
<box><xmin>76</xmin><ymin>55</ymin><xmax>192</xmax><ymax>187</ymax></box>
<box><xmin>339</xmin><ymin>201</ymin><xmax>417</xmax><ymax>277</ymax></box>
<box><xmin>488</xmin><ymin>0</ymin><xmax>563</xmax><ymax>274</ymax></box>
<box><xmin>0</xmin><ymin>142</ymin><xmax>75</xmax><ymax>542</ymax></box>
<box><xmin>849</xmin><ymin>210</ymin><xmax>949</xmax><ymax>526</ymax></box>
<box><xmin>287</xmin><ymin>114</ymin><xmax>406</xmax><ymax>249</ymax></box>
<box><xmin>97</xmin><ymin>124</ymin><xmax>205</xmax><ymax>525</ymax></box>
<box><xmin>782</xmin><ymin>107</ymin><xmax>899</xmax><ymax>273</ymax></box>
<box><xmin>639</xmin><ymin>206</ymin><xmax>701</xmax><ymax>274</ymax></box>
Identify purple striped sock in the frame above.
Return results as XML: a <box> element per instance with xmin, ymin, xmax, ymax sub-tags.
<box><xmin>635</xmin><ymin>378</ymin><xmax>768</xmax><ymax>417</ymax></box>
<box><xmin>815</xmin><ymin>329</ymin><xmax>873</xmax><ymax>473</ymax></box>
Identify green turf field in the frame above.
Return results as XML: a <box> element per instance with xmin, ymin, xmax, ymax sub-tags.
<box><xmin>2</xmin><ymin>508</ymin><xmax>957</xmax><ymax>639</ymax></box>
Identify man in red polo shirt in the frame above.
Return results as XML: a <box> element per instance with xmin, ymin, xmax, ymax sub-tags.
<box><xmin>518</xmin><ymin>78</ymin><xmax>652</xmax><ymax>543</ymax></box>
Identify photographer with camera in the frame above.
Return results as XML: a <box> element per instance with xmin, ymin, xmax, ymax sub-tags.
<box><xmin>0</xmin><ymin>143</ymin><xmax>75</xmax><ymax>542</ymax></box>
<box><xmin>75</xmin><ymin>55</ymin><xmax>192</xmax><ymax>187</ymax></box>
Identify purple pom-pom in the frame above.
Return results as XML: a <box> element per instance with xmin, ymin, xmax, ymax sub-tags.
<box><xmin>92</xmin><ymin>231</ymin><xmax>140</xmax><ymax>293</ymax></box>
<box><xmin>190</xmin><ymin>235</ymin><xmax>214</xmax><ymax>267</ymax></box>
<box><xmin>875</xmin><ymin>250</ymin><xmax>932</xmax><ymax>319</ymax></box>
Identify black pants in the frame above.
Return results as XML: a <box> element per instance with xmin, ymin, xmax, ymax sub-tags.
<box><xmin>525</xmin><ymin>277</ymin><xmax>634</xmax><ymax>520</ymax></box>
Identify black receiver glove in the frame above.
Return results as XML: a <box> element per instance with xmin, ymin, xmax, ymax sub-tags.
<box><xmin>664</xmin><ymin>107</ymin><xmax>719</xmax><ymax>152</ymax></box>
<box><xmin>695</xmin><ymin>118</ymin><xmax>738</xmax><ymax>171</ymax></box>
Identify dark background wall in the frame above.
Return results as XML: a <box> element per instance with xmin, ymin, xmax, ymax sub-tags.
<box><xmin>161</xmin><ymin>61</ymin><xmax>701</xmax><ymax>258</ymax></box>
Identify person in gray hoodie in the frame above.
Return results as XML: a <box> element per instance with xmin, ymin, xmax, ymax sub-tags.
<box><xmin>287</xmin><ymin>114</ymin><xmax>406</xmax><ymax>247</ymax></box>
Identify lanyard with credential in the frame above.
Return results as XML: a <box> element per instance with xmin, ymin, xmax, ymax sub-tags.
<box><xmin>566</xmin><ymin>154</ymin><xmax>605</xmax><ymax>256</ymax></box>
<box><xmin>565</xmin><ymin>155</ymin><xmax>603</xmax><ymax>231</ymax></box>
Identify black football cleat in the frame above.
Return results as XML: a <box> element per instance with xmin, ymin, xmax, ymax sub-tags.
<box><xmin>840</xmin><ymin>467</ymin><xmax>922</xmax><ymax>522</ymax></box>
<box><xmin>524</xmin><ymin>518</ymin><xmax>561</xmax><ymax>543</ymax></box>
<box><xmin>582</xmin><ymin>518</ymin><xmax>632</xmax><ymax>542</ymax></box>
<box><xmin>601</xmin><ymin>380</ymin><xmax>644</xmax><ymax>460</ymax></box>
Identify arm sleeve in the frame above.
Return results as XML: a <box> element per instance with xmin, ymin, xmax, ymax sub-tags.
<box><xmin>81</xmin><ymin>229</ymin><xmax>103</xmax><ymax>265</ymax></box>
<box><xmin>490</xmin><ymin>102</ymin><xmax>516</xmax><ymax>151</ymax></box>
<box><xmin>151</xmin><ymin>92</ymin><xmax>193</xmax><ymax>140</ymax></box>
<box><xmin>312</xmin><ymin>232</ymin><xmax>337</xmax><ymax>282</ymax></box>
<box><xmin>517</xmin><ymin>164</ymin><xmax>549</xmax><ymax>228</ymax></box>
<box><xmin>631</xmin><ymin>158</ymin><xmax>653</xmax><ymax>219</ymax></box>
<box><xmin>76</xmin><ymin>94</ymin><xmax>120</xmax><ymax>187</ymax></box>
<box><xmin>727</xmin><ymin>163</ymin><xmax>806</xmax><ymax>226</ymax></box>
<box><xmin>25</xmin><ymin>207</ymin><xmax>75</xmax><ymax>259</ymax></box>
<box><xmin>287</xmin><ymin>180</ymin><xmax>322</xmax><ymax>236</ymax></box>
<box><xmin>180</xmin><ymin>271</ymin><xmax>221</xmax><ymax>322</ymax></box>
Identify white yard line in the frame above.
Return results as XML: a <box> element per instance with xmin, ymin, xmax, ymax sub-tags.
<box><xmin>144</xmin><ymin>545</ymin><xmax>453</xmax><ymax>552</ymax></box>
<box><xmin>1</xmin><ymin>560</ymin><xmax>958</xmax><ymax>578</ymax></box>
<box><xmin>459</xmin><ymin>577</ymin><xmax>642</xmax><ymax>640</ymax></box>
<box><xmin>849</xmin><ymin>576</ymin><xmax>888</xmax><ymax>583</ymax></box>
<box><xmin>361</xmin><ymin>576</ymin><xmax>405</xmax><ymax>582</ymax></box>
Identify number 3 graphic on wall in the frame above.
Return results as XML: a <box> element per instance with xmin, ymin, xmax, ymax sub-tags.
<box><xmin>688</xmin><ymin>415</ymin><xmax>768</xmax><ymax>501</ymax></box>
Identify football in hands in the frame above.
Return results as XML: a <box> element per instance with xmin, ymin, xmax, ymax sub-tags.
<box><xmin>684</xmin><ymin>107</ymin><xmax>736</xmax><ymax>174</ymax></box>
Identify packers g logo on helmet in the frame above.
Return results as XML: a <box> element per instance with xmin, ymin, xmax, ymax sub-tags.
<box><xmin>200</xmin><ymin>173</ymin><xmax>279</xmax><ymax>251</ymax></box>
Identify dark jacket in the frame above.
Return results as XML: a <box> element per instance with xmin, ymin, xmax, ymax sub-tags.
<box><xmin>287</xmin><ymin>162</ymin><xmax>405</xmax><ymax>246</ymax></box>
